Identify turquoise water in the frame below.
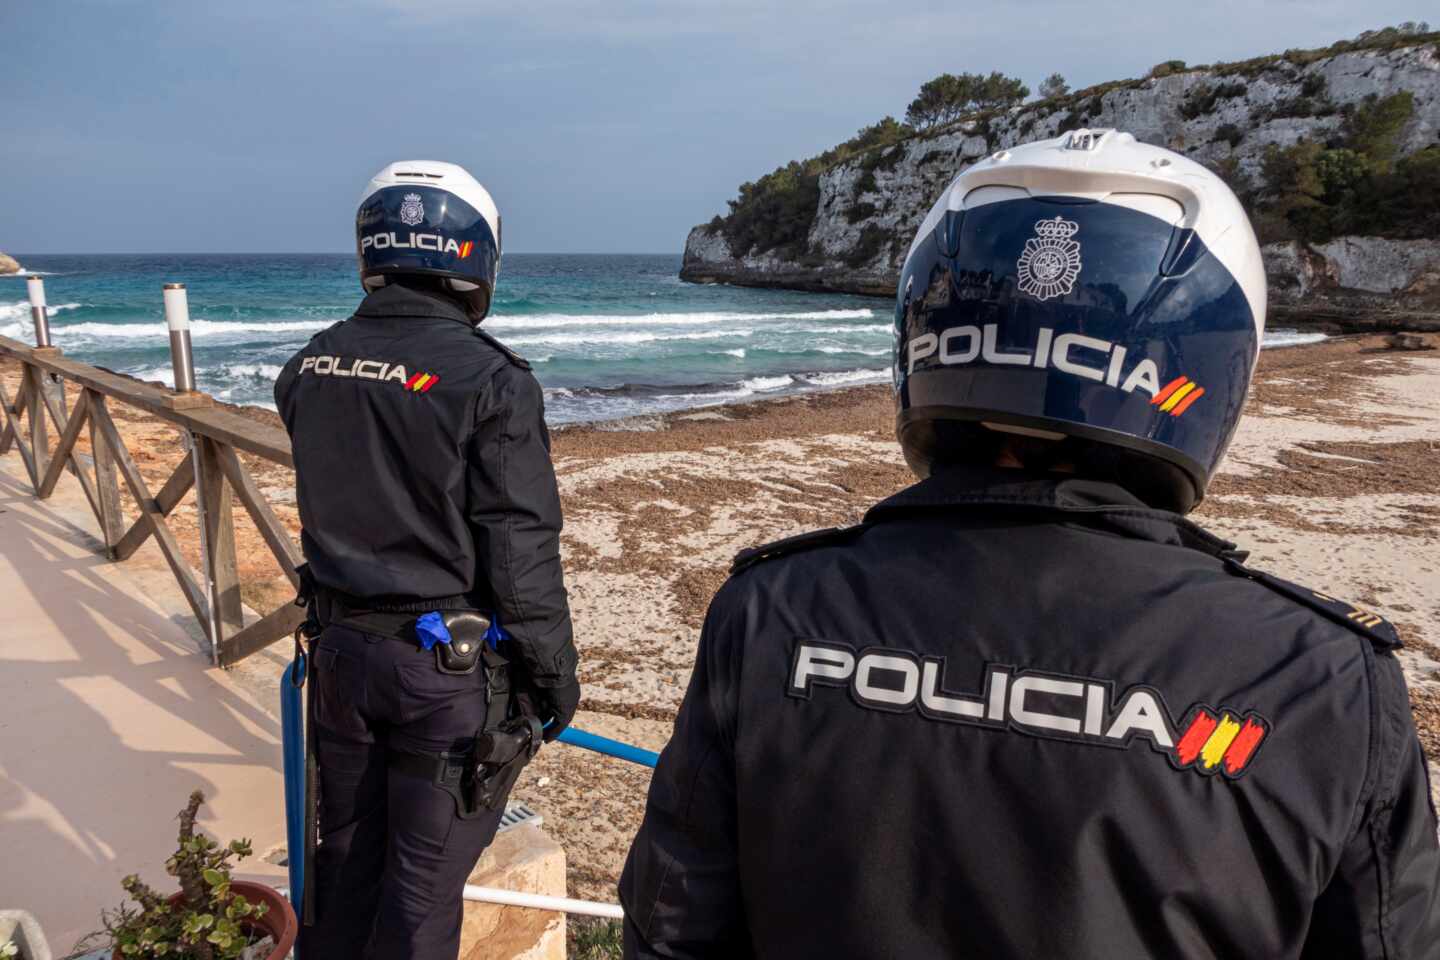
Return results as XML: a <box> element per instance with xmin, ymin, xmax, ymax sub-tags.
<box><xmin>1</xmin><ymin>254</ymin><xmax>1323</xmax><ymax>424</ymax></box>
<box><xmin>0</xmin><ymin>254</ymin><xmax>894</xmax><ymax>423</ymax></box>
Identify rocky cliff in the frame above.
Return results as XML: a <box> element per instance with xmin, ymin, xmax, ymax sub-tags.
<box><xmin>683</xmin><ymin>34</ymin><xmax>1440</xmax><ymax>328</ymax></box>
<box><xmin>0</xmin><ymin>253</ymin><xmax>20</xmax><ymax>276</ymax></box>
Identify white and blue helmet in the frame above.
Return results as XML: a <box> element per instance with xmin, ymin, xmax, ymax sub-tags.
<box><xmin>357</xmin><ymin>161</ymin><xmax>502</xmax><ymax>320</ymax></box>
<box><xmin>894</xmin><ymin>130</ymin><xmax>1266</xmax><ymax>512</ymax></box>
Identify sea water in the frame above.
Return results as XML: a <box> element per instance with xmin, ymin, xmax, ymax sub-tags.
<box><xmin>1</xmin><ymin>254</ymin><xmax>1322</xmax><ymax>424</ymax></box>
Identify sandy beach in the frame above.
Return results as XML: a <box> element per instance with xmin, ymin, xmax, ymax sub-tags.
<box><xmin>3</xmin><ymin>333</ymin><xmax>1437</xmax><ymax>904</ymax></box>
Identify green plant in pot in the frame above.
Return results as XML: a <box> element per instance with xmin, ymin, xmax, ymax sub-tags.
<box><xmin>100</xmin><ymin>791</ymin><xmax>296</xmax><ymax>960</ymax></box>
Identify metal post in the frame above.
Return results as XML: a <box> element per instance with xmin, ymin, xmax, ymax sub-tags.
<box><xmin>164</xmin><ymin>282</ymin><xmax>222</xmax><ymax>661</ymax></box>
<box><xmin>27</xmin><ymin>276</ymin><xmax>51</xmax><ymax>348</ymax></box>
<box><xmin>164</xmin><ymin>283</ymin><xmax>197</xmax><ymax>394</ymax></box>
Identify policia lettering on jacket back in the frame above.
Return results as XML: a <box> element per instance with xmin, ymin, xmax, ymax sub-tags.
<box><xmin>274</xmin><ymin>161</ymin><xmax>580</xmax><ymax>960</ymax></box>
<box><xmin>620</xmin><ymin>131</ymin><xmax>1440</xmax><ymax>959</ymax></box>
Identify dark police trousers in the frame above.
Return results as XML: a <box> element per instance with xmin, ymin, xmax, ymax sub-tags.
<box><xmin>298</xmin><ymin>625</ymin><xmax>506</xmax><ymax>960</ymax></box>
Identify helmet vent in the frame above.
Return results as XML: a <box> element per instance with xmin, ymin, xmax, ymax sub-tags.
<box><xmin>394</xmin><ymin>171</ymin><xmax>444</xmax><ymax>179</ymax></box>
<box><xmin>1064</xmin><ymin>128</ymin><xmax>1114</xmax><ymax>152</ymax></box>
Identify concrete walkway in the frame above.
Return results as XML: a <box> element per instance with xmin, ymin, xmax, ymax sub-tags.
<box><xmin>0</xmin><ymin>457</ymin><xmax>286</xmax><ymax>955</ymax></box>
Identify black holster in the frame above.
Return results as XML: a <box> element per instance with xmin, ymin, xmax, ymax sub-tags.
<box><xmin>425</xmin><ymin>712</ymin><xmax>543</xmax><ymax>819</ymax></box>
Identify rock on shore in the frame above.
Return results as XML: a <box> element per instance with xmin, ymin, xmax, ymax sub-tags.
<box><xmin>682</xmin><ymin>38</ymin><xmax>1440</xmax><ymax>331</ymax></box>
<box><xmin>0</xmin><ymin>252</ymin><xmax>20</xmax><ymax>275</ymax></box>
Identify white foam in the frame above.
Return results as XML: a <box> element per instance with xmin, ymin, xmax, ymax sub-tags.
<box><xmin>0</xmin><ymin>301</ymin><xmax>85</xmax><ymax>340</ymax></box>
<box><xmin>486</xmin><ymin>308</ymin><xmax>874</xmax><ymax>329</ymax></box>
<box><xmin>1262</xmin><ymin>329</ymin><xmax>1328</xmax><ymax>348</ymax></box>
<box><xmin>129</xmin><ymin>366</ymin><xmax>175</xmax><ymax>386</ymax></box>
<box><xmin>798</xmin><ymin>368</ymin><xmax>891</xmax><ymax>387</ymax></box>
<box><xmin>817</xmin><ymin>345</ymin><xmax>893</xmax><ymax>356</ymax></box>
<box><xmin>740</xmin><ymin>375</ymin><xmax>794</xmax><ymax>392</ymax></box>
<box><xmin>804</xmin><ymin>324</ymin><xmax>893</xmax><ymax>335</ymax></box>
<box><xmin>218</xmin><ymin>362</ymin><xmax>285</xmax><ymax>380</ymax></box>
<box><xmin>719</xmin><ymin>348</ymin><xmax>746</xmax><ymax>358</ymax></box>
<box><xmin>49</xmin><ymin>318</ymin><xmax>333</xmax><ymax>340</ymax></box>
<box><xmin>505</xmin><ymin>328</ymin><xmax>754</xmax><ymax>347</ymax></box>
<box><xmin>0</xmin><ymin>300</ymin><xmax>83</xmax><ymax>319</ymax></box>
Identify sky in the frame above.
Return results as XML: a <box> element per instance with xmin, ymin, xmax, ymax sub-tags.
<box><xmin>0</xmin><ymin>1</ymin><xmax>1426</xmax><ymax>254</ymax></box>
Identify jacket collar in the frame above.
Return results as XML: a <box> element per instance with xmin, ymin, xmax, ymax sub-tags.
<box><xmin>865</xmin><ymin>465</ymin><xmax>1243</xmax><ymax>560</ymax></box>
<box><xmin>353</xmin><ymin>283</ymin><xmax>473</xmax><ymax>327</ymax></box>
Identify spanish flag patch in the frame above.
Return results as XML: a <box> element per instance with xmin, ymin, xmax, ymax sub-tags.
<box><xmin>404</xmin><ymin>371</ymin><xmax>441</xmax><ymax>394</ymax></box>
<box><xmin>1150</xmin><ymin>375</ymin><xmax>1205</xmax><ymax>416</ymax></box>
<box><xmin>1173</xmin><ymin>707</ymin><xmax>1269</xmax><ymax>777</ymax></box>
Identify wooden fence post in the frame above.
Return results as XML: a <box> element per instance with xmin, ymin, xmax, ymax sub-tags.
<box><xmin>88</xmin><ymin>388</ymin><xmax>126</xmax><ymax>557</ymax></box>
<box><xmin>198</xmin><ymin>435</ymin><xmax>245</xmax><ymax>662</ymax></box>
<box><xmin>25</xmin><ymin>365</ymin><xmax>48</xmax><ymax>489</ymax></box>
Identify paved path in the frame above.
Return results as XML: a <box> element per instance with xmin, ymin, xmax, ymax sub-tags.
<box><xmin>0</xmin><ymin>457</ymin><xmax>286</xmax><ymax>955</ymax></box>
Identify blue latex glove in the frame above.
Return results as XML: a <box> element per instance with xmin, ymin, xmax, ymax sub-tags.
<box><xmin>415</xmin><ymin>611</ymin><xmax>452</xmax><ymax>651</ymax></box>
<box><xmin>484</xmin><ymin>615</ymin><xmax>509</xmax><ymax>650</ymax></box>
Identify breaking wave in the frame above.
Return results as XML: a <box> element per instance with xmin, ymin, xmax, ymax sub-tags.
<box><xmin>1263</xmin><ymin>329</ymin><xmax>1328</xmax><ymax>348</ymax></box>
<box><xmin>46</xmin><ymin>318</ymin><xmax>332</xmax><ymax>340</ymax></box>
<box><xmin>488</xmin><ymin>307</ymin><xmax>876</xmax><ymax>329</ymax></box>
<box><xmin>0</xmin><ymin>300</ymin><xmax>84</xmax><ymax>339</ymax></box>
<box><xmin>505</xmin><ymin>328</ymin><xmax>755</xmax><ymax>347</ymax></box>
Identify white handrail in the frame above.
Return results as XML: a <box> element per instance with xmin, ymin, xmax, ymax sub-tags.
<box><xmin>462</xmin><ymin>884</ymin><xmax>624</xmax><ymax>920</ymax></box>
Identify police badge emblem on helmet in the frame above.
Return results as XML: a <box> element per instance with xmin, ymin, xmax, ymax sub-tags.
<box><xmin>1016</xmin><ymin>216</ymin><xmax>1082</xmax><ymax>301</ymax></box>
<box><xmin>399</xmin><ymin>193</ymin><xmax>425</xmax><ymax>227</ymax></box>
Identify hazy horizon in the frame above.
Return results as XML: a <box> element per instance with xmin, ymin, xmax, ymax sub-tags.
<box><xmin>3</xmin><ymin>1</ymin><xmax>1427</xmax><ymax>256</ymax></box>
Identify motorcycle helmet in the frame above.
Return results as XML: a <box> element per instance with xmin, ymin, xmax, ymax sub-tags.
<box><xmin>893</xmin><ymin>129</ymin><xmax>1266</xmax><ymax>513</ymax></box>
<box><xmin>356</xmin><ymin>160</ymin><xmax>502</xmax><ymax>321</ymax></box>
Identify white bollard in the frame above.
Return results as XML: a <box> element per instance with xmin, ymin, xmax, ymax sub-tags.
<box><xmin>26</xmin><ymin>276</ymin><xmax>51</xmax><ymax>348</ymax></box>
<box><xmin>163</xmin><ymin>283</ymin><xmax>197</xmax><ymax>393</ymax></box>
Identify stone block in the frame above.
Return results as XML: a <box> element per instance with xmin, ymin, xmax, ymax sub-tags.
<box><xmin>459</xmin><ymin>823</ymin><xmax>567</xmax><ymax>960</ymax></box>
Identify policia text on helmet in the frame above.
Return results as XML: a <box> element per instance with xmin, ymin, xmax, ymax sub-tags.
<box><xmin>274</xmin><ymin>160</ymin><xmax>579</xmax><ymax>959</ymax></box>
<box><xmin>893</xmin><ymin>128</ymin><xmax>1267</xmax><ymax>514</ymax></box>
<box><xmin>617</xmin><ymin>131</ymin><xmax>1440</xmax><ymax>959</ymax></box>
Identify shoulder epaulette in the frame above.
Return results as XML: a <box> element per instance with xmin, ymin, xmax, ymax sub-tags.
<box><xmin>1224</xmin><ymin>558</ymin><xmax>1401</xmax><ymax>651</ymax></box>
<box><xmin>472</xmin><ymin>326</ymin><xmax>531</xmax><ymax>370</ymax></box>
<box><xmin>731</xmin><ymin>524</ymin><xmax>866</xmax><ymax>576</ymax></box>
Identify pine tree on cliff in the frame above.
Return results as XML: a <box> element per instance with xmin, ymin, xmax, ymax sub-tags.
<box><xmin>905</xmin><ymin>71</ymin><xmax>1029</xmax><ymax>128</ymax></box>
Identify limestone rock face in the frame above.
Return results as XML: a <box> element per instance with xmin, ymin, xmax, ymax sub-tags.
<box><xmin>681</xmin><ymin>39</ymin><xmax>1440</xmax><ymax>330</ymax></box>
<box><xmin>0</xmin><ymin>252</ymin><xmax>20</xmax><ymax>275</ymax></box>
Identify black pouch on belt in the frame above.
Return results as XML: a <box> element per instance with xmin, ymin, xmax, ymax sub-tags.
<box><xmin>435</xmin><ymin>611</ymin><xmax>489</xmax><ymax>676</ymax></box>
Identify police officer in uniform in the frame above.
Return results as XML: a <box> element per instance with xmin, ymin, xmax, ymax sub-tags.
<box><xmin>619</xmin><ymin>132</ymin><xmax>1440</xmax><ymax>958</ymax></box>
<box><xmin>275</xmin><ymin>161</ymin><xmax>580</xmax><ymax>959</ymax></box>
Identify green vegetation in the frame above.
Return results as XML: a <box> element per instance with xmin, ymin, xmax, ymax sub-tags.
<box><xmin>1038</xmin><ymin>73</ymin><xmax>1069</xmax><ymax>100</ymax></box>
<box><xmin>98</xmin><ymin>792</ymin><xmax>269</xmax><ymax>959</ymax></box>
<box><xmin>1178</xmin><ymin>80</ymin><xmax>1248</xmax><ymax>120</ymax></box>
<box><xmin>571</xmin><ymin>919</ymin><xmax>624</xmax><ymax>959</ymax></box>
<box><xmin>904</xmin><ymin>71</ymin><xmax>1030</xmax><ymax>128</ymax></box>
<box><xmin>712</xmin><ymin>117</ymin><xmax>908</xmax><ymax>258</ymax></box>
<box><xmin>703</xmin><ymin>24</ymin><xmax>1437</xmax><ymax>265</ymax></box>
<box><xmin>844</xmin><ymin>225</ymin><xmax>890</xmax><ymax>268</ymax></box>
<box><xmin>846</xmin><ymin>201</ymin><xmax>878</xmax><ymax>224</ymax></box>
<box><xmin>1247</xmin><ymin>92</ymin><xmax>1438</xmax><ymax>243</ymax></box>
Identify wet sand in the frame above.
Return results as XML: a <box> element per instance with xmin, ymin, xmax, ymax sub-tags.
<box><xmin>3</xmin><ymin>333</ymin><xmax>1436</xmax><ymax>903</ymax></box>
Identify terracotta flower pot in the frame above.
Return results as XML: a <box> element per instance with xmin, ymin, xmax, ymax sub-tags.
<box><xmin>111</xmin><ymin>881</ymin><xmax>298</xmax><ymax>960</ymax></box>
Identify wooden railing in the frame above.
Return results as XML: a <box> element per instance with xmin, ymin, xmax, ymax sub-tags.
<box><xmin>0</xmin><ymin>334</ymin><xmax>305</xmax><ymax>666</ymax></box>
